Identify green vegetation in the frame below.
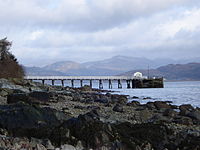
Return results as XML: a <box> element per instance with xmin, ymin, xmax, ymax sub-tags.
<box><xmin>0</xmin><ymin>38</ymin><xmax>24</xmax><ymax>78</ymax></box>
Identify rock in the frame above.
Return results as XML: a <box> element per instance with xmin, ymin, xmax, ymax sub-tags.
<box><xmin>74</xmin><ymin>105</ymin><xmax>86</xmax><ymax>109</ymax></box>
<box><xmin>54</xmin><ymin>115</ymin><xmax>114</xmax><ymax>149</ymax></box>
<box><xmin>179</xmin><ymin>104</ymin><xmax>194</xmax><ymax>111</ymax></box>
<box><xmin>7</xmin><ymin>93</ymin><xmax>29</xmax><ymax>104</ymax></box>
<box><xmin>111</xmin><ymin>94</ymin><xmax>127</xmax><ymax>104</ymax></box>
<box><xmin>132</xmin><ymin>96</ymin><xmax>139</xmax><ymax>99</ymax></box>
<box><xmin>127</xmin><ymin>100</ymin><xmax>140</xmax><ymax>107</ymax></box>
<box><xmin>0</xmin><ymin>102</ymin><xmax>70</xmax><ymax>138</ymax></box>
<box><xmin>163</xmin><ymin>101</ymin><xmax>173</xmax><ymax>104</ymax></box>
<box><xmin>113</xmin><ymin>104</ymin><xmax>123</xmax><ymax>113</ymax></box>
<box><xmin>0</xmin><ymin>96</ymin><xmax>6</xmax><ymax>105</ymax></box>
<box><xmin>94</xmin><ymin>98</ymin><xmax>109</xmax><ymax>104</ymax></box>
<box><xmin>0</xmin><ymin>78</ymin><xmax>42</xmax><ymax>93</ymax></box>
<box><xmin>7</xmin><ymin>91</ymin><xmax>56</xmax><ymax>104</ymax></box>
<box><xmin>79</xmin><ymin>109</ymin><xmax>101</xmax><ymax>122</ymax></box>
<box><xmin>187</xmin><ymin>110</ymin><xmax>200</xmax><ymax>121</ymax></box>
<box><xmin>140</xmin><ymin>142</ymin><xmax>153</xmax><ymax>150</ymax></box>
<box><xmin>78</xmin><ymin>85</ymin><xmax>92</xmax><ymax>92</ymax></box>
<box><xmin>163</xmin><ymin>109</ymin><xmax>178</xmax><ymax>118</ymax></box>
<box><xmin>148</xmin><ymin>114</ymin><xmax>171</xmax><ymax>123</ymax></box>
<box><xmin>173</xmin><ymin>116</ymin><xmax>193</xmax><ymax>125</ymax></box>
<box><xmin>31</xmin><ymin>138</ymin><xmax>54</xmax><ymax>149</ymax></box>
<box><xmin>60</xmin><ymin>144</ymin><xmax>77</xmax><ymax>150</ymax></box>
<box><xmin>154</xmin><ymin>101</ymin><xmax>172</xmax><ymax>110</ymax></box>
<box><xmin>75</xmin><ymin>141</ymin><xmax>84</xmax><ymax>150</ymax></box>
<box><xmin>42</xmin><ymin>139</ymin><xmax>55</xmax><ymax>150</ymax></box>
<box><xmin>64</xmin><ymin>96</ymin><xmax>73</xmax><ymax>101</ymax></box>
<box><xmin>146</xmin><ymin>102</ymin><xmax>156</xmax><ymax>110</ymax></box>
<box><xmin>0</xmin><ymin>88</ymin><xmax>13</xmax><ymax>97</ymax></box>
<box><xmin>143</xmin><ymin>97</ymin><xmax>152</xmax><ymax>100</ymax></box>
<box><xmin>87</xmin><ymin>106</ymin><xmax>100</xmax><ymax>110</ymax></box>
<box><xmin>179</xmin><ymin>104</ymin><xmax>195</xmax><ymax>116</ymax></box>
<box><xmin>29</xmin><ymin>91</ymin><xmax>51</xmax><ymax>102</ymax></box>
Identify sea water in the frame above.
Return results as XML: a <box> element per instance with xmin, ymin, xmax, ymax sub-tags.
<box><xmin>109</xmin><ymin>81</ymin><xmax>200</xmax><ymax>108</ymax></box>
<box><xmin>40</xmin><ymin>80</ymin><xmax>200</xmax><ymax>107</ymax></box>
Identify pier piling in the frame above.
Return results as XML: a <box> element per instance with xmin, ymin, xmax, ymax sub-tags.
<box><xmin>71</xmin><ymin>80</ymin><xmax>74</xmax><ymax>87</ymax></box>
<box><xmin>42</xmin><ymin>80</ymin><xmax>45</xmax><ymax>85</ymax></box>
<box><xmin>61</xmin><ymin>80</ymin><xmax>64</xmax><ymax>87</ymax></box>
<box><xmin>80</xmin><ymin>80</ymin><xmax>83</xmax><ymax>87</ymax></box>
<box><xmin>118</xmin><ymin>79</ymin><xmax>122</xmax><ymax>89</ymax></box>
<box><xmin>52</xmin><ymin>80</ymin><xmax>55</xmax><ymax>86</ymax></box>
<box><xmin>90</xmin><ymin>80</ymin><xmax>92</xmax><ymax>88</ymax></box>
<box><xmin>132</xmin><ymin>80</ymin><xmax>136</xmax><ymax>88</ymax></box>
<box><xmin>127</xmin><ymin>80</ymin><xmax>131</xmax><ymax>89</ymax></box>
<box><xmin>109</xmin><ymin>79</ymin><xmax>112</xmax><ymax>89</ymax></box>
<box><xmin>99</xmin><ymin>80</ymin><xmax>103</xmax><ymax>89</ymax></box>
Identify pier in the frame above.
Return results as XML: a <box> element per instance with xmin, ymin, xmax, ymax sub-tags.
<box><xmin>25</xmin><ymin>76</ymin><xmax>164</xmax><ymax>89</ymax></box>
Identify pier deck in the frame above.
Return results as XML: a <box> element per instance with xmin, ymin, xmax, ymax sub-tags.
<box><xmin>25</xmin><ymin>76</ymin><xmax>164</xmax><ymax>89</ymax></box>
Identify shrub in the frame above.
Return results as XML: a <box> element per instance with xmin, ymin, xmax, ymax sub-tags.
<box><xmin>0</xmin><ymin>38</ymin><xmax>24</xmax><ymax>79</ymax></box>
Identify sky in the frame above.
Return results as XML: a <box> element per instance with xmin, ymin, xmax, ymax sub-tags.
<box><xmin>0</xmin><ymin>0</ymin><xmax>200</xmax><ymax>66</ymax></box>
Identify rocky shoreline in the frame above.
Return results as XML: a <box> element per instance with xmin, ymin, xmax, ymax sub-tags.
<box><xmin>0</xmin><ymin>78</ymin><xmax>200</xmax><ymax>150</ymax></box>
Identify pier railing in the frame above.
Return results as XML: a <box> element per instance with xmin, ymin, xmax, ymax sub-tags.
<box><xmin>25</xmin><ymin>76</ymin><xmax>146</xmax><ymax>80</ymax></box>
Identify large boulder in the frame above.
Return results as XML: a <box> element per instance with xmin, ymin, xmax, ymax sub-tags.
<box><xmin>127</xmin><ymin>100</ymin><xmax>140</xmax><ymax>107</ymax></box>
<box><xmin>111</xmin><ymin>94</ymin><xmax>127</xmax><ymax>104</ymax></box>
<box><xmin>7</xmin><ymin>91</ymin><xmax>54</xmax><ymax>104</ymax></box>
<box><xmin>0</xmin><ymin>102</ymin><xmax>70</xmax><ymax>138</ymax></box>
<box><xmin>113</xmin><ymin>104</ymin><xmax>124</xmax><ymax>113</ymax></box>
<box><xmin>7</xmin><ymin>93</ymin><xmax>29</xmax><ymax>104</ymax></box>
<box><xmin>187</xmin><ymin>110</ymin><xmax>200</xmax><ymax>124</ymax></box>
<box><xmin>153</xmin><ymin>101</ymin><xmax>172</xmax><ymax>110</ymax></box>
<box><xmin>179</xmin><ymin>104</ymin><xmax>194</xmax><ymax>116</ymax></box>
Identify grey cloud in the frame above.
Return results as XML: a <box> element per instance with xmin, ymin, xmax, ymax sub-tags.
<box><xmin>0</xmin><ymin>0</ymin><xmax>200</xmax><ymax>66</ymax></box>
<box><xmin>0</xmin><ymin>0</ymin><xmax>198</xmax><ymax>32</ymax></box>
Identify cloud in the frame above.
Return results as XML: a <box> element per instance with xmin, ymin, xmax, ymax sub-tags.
<box><xmin>0</xmin><ymin>0</ymin><xmax>195</xmax><ymax>31</ymax></box>
<box><xmin>0</xmin><ymin>0</ymin><xmax>200</xmax><ymax>66</ymax></box>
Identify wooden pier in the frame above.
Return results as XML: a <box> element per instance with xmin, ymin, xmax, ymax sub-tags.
<box><xmin>25</xmin><ymin>76</ymin><xmax>164</xmax><ymax>89</ymax></box>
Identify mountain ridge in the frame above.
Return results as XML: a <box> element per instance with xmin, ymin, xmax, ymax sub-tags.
<box><xmin>25</xmin><ymin>55</ymin><xmax>200</xmax><ymax>77</ymax></box>
<box><xmin>121</xmin><ymin>62</ymin><xmax>200</xmax><ymax>80</ymax></box>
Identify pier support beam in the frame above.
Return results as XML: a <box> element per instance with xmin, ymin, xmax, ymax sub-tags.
<box><xmin>127</xmin><ymin>80</ymin><xmax>131</xmax><ymax>89</ymax></box>
<box><xmin>61</xmin><ymin>80</ymin><xmax>64</xmax><ymax>87</ymax></box>
<box><xmin>132</xmin><ymin>80</ymin><xmax>136</xmax><ymax>88</ymax></box>
<box><xmin>108</xmin><ymin>79</ymin><xmax>112</xmax><ymax>89</ymax></box>
<box><xmin>42</xmin><ymin>80</ymin><xmax>45</xmax><ymax>85</ymax></box>
<box><xmin>118</xmin><ymin>79</ymin><xmax>122</xmax><ymax>89</ymax></box>
<box><xmin>99</xmin><ymin>79</ymin><xmax>103</xmax><ymax>89</ymax></box>
<box><xmin>80</xmin><ymin>80</ymin><xmax>83</xmax><ymax>87</ymax></box>
<box><xmin>71</xmin><ymin>80</ymin><xmax>74</xmax><ymax>87</ymax></box>
<box><xmin>140</xmin><ymin>80</ymin><xmax>143</xmax><ymax>88</ymax></box>
<box><xmin>90</xmin><ymin>80</ymin><xmax>92</xmax><ymax>88</ymax></box>
<box><xmin>52</xmin><ymin>80</ymin><xmax>55</xmax><ymax>86</ymax></box>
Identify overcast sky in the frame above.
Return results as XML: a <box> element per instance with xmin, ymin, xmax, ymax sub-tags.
<box><xmin>0</xmin><ymin>0</ymin><xmax>200</xmax><ymax>66</ymax></box>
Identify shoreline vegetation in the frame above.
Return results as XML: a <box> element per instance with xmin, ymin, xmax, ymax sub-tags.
<box><xmin>0</xmin><ymin>78</ymin><xmax>200</xmax><ymax>150</ymax></box>
<box><xmin>0</xmin><ymin>38</ymin><xmax>24</xmax><ymax>79</ymax></box>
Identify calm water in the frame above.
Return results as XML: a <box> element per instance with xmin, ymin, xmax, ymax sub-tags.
<box><xmin>109</xmin><ymin>81</ymin><xmax>200</xmax><ymax>107</ymax></box>
<box><xmin>40</xmin><ymin>80</ymin><xmax>200</xmax><ymax>107</ymax></box>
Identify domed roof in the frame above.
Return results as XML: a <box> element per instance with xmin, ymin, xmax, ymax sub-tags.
<box><xmin>133</xmin><ymin>72</ymin><xmax>143</xmax><ymax>78</ymax></box>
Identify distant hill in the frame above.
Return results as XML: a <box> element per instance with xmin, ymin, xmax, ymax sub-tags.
<box><xmin>121</xmin><ymin>63</ymin><xmax>200</xmax><ymax>80</ymax></box>
<box><xmin>25</xmin><ymin>67</ymin><xmax>65</xmax><ymax>76</ymax></box>
<box><xmin>82</xmin><ymin>56</ymin><xmax>156</xmax><ymax>72</ymax></box>
<box><xmin>44</xmin><ymin>61</ymin><xmax>82</xmax><ymax>72</ymax></box>
<box><xmin>24</xmin><ymin>55</ymin><xmax>200</xmax><ymax>76</ymax></box>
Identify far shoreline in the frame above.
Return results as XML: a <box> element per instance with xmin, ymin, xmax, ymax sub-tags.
<box><xmin>164</xmin><ymin>80</ymin><xmax>200</xmax><ymax>82</ymax></box>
